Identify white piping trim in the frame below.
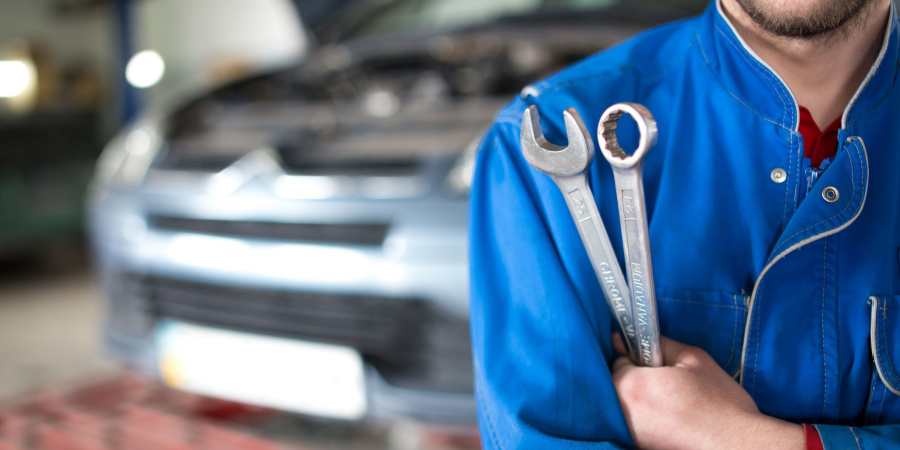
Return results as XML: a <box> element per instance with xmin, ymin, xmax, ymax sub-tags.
<box><xmin>520</xmin><ymin>85</ymin><xmax>540</xmax><ymax>99</ymax></box>
<box><xmin>738</xmin><ymin>138</ymin><xmax>869</xmax><ymax>385</ymax></box>
<box><xmin>715</xmin><ymin>0</ymin><xmax>800</xmax><ymax>132</ymax></box>
<box><xmin>842</xmin><ymin>1</ymin><xmax>895</xmax><ymax>128</ymax></box>
<box><xmin>870</xmin><ymin>296</ymin><xmax>900</xmax><ymax>396</ymax></box>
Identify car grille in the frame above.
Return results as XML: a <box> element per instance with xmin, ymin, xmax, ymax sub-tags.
<box><xmin>278</xmin><ymin>156</ymin><xmax>423</xmax><ymax>177</ymax></box>
<box><xmin>123</xmin><ymin>275</ymin><xmax>473</xmax><ymax>393</ymax></box>
<box><xmin>148</xmin><ymin>216</ymin><xmax>391</xmax><ymax>246</ymax></box>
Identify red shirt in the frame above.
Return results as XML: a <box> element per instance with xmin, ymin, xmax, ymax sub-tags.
<box><xmin>798</xmin><ymin>106</ymin><xmax>841</xmax><ymax>169</ymax></box>
<box><xmin>803</xmin><ymin>423</ymin><xmax>824</xmax><ymax>450</ymax></box>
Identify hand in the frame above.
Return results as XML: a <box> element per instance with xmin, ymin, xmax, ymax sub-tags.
<box><xmin>610</xmin><ymin>333</ymin><xmax>804</xmax><ymax>450</ymax></box>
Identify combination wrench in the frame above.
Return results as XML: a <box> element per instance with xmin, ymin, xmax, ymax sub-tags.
<box><xmin>520</xmin><ymin>105</ymin><xmax>639</xmax><ymax>362</ymax></box>
<box><xmin>597</xmin><ymin>103</ymin><xmax>662</xmax><ymax>367</ymax></box>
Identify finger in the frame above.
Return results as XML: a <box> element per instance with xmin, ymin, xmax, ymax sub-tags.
<box><xmin>611</xmin><ymin>355</ymin><xmax>634</xmax><ymax>374</ymax></box>
<box><xmin>659</xmin><ymin>335</ymin><xmax>705</xmax><ymax>367</ymax></box>
<box><xmin>611</xmin><ymin>332</ymin><xmax>627</xmax><ymax>355</ymax></box>
<box><xmin>610</xmin><ymin>356</ymin><xmax>638</xmax><ymax>388</ymax></box>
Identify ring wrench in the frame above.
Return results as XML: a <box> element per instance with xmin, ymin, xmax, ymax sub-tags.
<box><xmin>520</xmin><ymin>105</ymin><xmax>639</xmax><ymax>362</ymax></box>
<box><xmin>598</xmin><ymin>103</ymin><xmax>662</xmax><ymax>367</ymax></box>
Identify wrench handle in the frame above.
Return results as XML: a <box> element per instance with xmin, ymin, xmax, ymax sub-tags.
<box><xmin>611</xmin><ymin>169</ymin><xmax>662</xmax><ymax>367</ymax></box>
<box><xmin>598</xmin><ymin>103</ymin><xmax>662</xmax><ymax>368</ymax></box>
<box><xmin>554</xmin><ymin>176</ymin><xmax>639</xmax><ymax>363</ymax></box>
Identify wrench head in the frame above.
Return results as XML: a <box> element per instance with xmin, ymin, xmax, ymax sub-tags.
<box><xmin>597</xmin><ymin>103</ymin><xmax>658</xmax><ymax>169</ymax></box>
<box><xmin>520</xmin><ymin>105</ymin><xmax>594</xmax><ymax>178</ymax></box>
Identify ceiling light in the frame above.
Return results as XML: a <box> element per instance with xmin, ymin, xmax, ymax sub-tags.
<box><xmin>0</xmin><ymin>60</ymin><xmax>31</xmax><ymax>98</ymax></box>
<box><xmin>126</xmin><ymin>50</ymin><xmax>165</xmax><ymax>89</ymax></box>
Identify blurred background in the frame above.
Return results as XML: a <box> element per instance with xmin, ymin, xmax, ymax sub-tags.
<box><xmin>0</xmin><ymin>0</ymin><xmax>704</xmax><ymax>448</ymax></box>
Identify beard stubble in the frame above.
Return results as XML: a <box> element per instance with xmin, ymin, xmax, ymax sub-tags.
<box><xmin>734</xmin><ymin>0</ymin><xmax>872</xmax><ymax>37</ymax></box>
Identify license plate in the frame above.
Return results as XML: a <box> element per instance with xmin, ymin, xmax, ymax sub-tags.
<box><xmin>155</xmin><ymin>320</ymin><xmax>367</xmax><ymax>420</ymax></box>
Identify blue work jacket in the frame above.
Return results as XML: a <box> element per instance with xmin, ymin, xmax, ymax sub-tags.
<box><xmin>469</xmin><ymin>1</ymin><xmax>900</xmax><ymax>448</ymax></box>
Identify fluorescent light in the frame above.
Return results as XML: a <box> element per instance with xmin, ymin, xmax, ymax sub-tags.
<box><xmin>0</xmin><ymin>60</ymin><xmax>30</xmax><ymax>98</ymax></box>
<box><xmin>126</xmin><ymin>50</ymin><xmax>165</xmax><ymax>88</ymax></box>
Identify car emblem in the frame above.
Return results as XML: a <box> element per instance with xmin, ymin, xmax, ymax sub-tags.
<box><xmin>207</xmin><ymin>147</ymin><xmax>284</xmax><ymax>196</ymax></box>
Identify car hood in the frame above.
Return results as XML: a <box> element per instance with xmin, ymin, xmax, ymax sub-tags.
<box><xmin>156</xmin><ymin>0</ymin><xmax>705</xmax><ymax>182</ymax></box>
<box><xmin>292</xmin><ymin>0</ymin><xmax>371</xmax><ymax>44</ymax></box>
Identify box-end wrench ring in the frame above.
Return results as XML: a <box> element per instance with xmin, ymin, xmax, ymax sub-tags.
<box><xmin>520</xmin><ymin>105</ymin><xmax>639</xmax><ymax>362</ymax></box>
<box><xmin>597</xmin><ymin>103</ymin><xmax>662</xmax><ymax>367</ymax></box>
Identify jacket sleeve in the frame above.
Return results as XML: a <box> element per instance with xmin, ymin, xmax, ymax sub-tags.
<box><xmin>468</xmin><ymin>107</ymin><xmax>633</xmax><ymax>449</ymax></box>
<box><xmin>814</xmin><ymin>424</ymin><xmax>900</xmax><ymax>449</ymax></box>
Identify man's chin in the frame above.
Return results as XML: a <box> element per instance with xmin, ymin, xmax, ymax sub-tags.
<box><xmin>734</xmin><ymin>0</ymin><xmax>871</xmax><ymax>38</ymax></box>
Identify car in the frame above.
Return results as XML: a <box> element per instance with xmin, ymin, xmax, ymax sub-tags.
<box><xmin>87</xmin><ymin>0</ymin><xmax>705</xmax><ymax>425</ymax></box>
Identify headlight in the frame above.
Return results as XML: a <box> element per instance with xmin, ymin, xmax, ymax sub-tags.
<box><xmin>445</xmin><ymin>135</ymin><xmax>483</xmax><ymax>196</ymax></box>
<box><xmin>92</xmin><ymin>119</ymin><xmax>163</xmax><ymax>189</ymax></box>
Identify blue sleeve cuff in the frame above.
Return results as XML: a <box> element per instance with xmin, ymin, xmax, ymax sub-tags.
<box><xmin>813</xmin><ymin>424</ymin><xmax>900</xmax><ymax>449</ymax></box>
<box><xmin>813</xmin><ymin>425</ymin><xmax>861</xmax><ymax>450</ymax></box>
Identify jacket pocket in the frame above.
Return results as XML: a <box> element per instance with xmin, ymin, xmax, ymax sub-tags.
<box><xmin>655</xmin><ymin>287</ymin><xmax>748</xmax><ymax>376</ymax></box>
<box><xmin>864</xmin><ymin>295</ymin><xmax>900</xmax><ymax>425</ymax></box>
<box><xmin>869</xmin><ymin>296</ymin><xmax>900</xmax><ymax>395</ymax></box>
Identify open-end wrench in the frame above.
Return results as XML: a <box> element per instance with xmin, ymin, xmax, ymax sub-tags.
<box><xmin>597</xmin><ymin>103</ymin><xmax>662</xmax><ymax>368</ymax></box>
<box><xmin>520</xmin><ymin>105</ymin><xmax>639</xmax><ymax>362</ymax></box>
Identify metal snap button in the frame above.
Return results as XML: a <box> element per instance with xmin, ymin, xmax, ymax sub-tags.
<box><xmin>822</xmin><ymin>186</ymin><xmax>839</xmax><ymax>202</ymax></box>
<box><xmin>770</xmin><ymin>168</ymin><xmax>786</xmax><ymax>183</ymax></box>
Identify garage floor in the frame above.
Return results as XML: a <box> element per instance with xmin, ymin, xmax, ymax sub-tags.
<box><xmin>0</xmin><ymin>255</ymin><xmax>116</xmax><ymax>401</ymax></box>
<box><xmin>0</xmin><ymin>249</ymin><xmax>479</xmax><ymax>449</ymax></box>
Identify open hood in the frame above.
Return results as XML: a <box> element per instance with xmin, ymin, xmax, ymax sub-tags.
<box><xmin>292</xmin><ymin>0</ymin><xmax>707</xmax><ymax>47</ymax></box>
<box><xmin>292</xmin><ymin>0</ymin><xmax>373</xmax><ymax>44</ymax></box>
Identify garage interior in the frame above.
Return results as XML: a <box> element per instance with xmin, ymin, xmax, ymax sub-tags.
<box><xmin>0</xmin><ymin>0</ymin><xmax>706</xmax><ymax>448</ymax></box>
<box><xmin>0</xmin><ymin>0</ymin><xmax>484</xmax><ymax>448</ymax></box>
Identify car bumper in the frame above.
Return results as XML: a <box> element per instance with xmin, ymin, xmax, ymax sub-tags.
<box><xmin>90</xmin><ymin>188</ymin><xmax>475</xmax><ymax>424</ymax></box>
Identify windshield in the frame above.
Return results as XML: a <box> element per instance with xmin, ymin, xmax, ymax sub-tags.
<box><xmin>329</xmin><ymin>0</ymin><xmax>707</xmax><ymax>41</ymax></box>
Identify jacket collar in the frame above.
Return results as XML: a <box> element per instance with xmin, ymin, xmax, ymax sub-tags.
<box><xmin>696</xmin><ymin>0</ymin><xmax>899</xmax><ymax>132</ymax></box>
<box><xmin>843</xmin><ymin>2</ymin><xmax>899</xmax><ymax>128</ymax></box>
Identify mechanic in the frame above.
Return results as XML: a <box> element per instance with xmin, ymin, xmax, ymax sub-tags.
<box><xmin>469</xmin><ymin>0</ymin><xmax>900</xmax><ymax>448</ymax></box>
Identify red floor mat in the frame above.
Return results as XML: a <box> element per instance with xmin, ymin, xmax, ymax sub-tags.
<box><xmin>0</xmin><ymin>373</ymin><xmax>310</xmax><ymax>450</ymax></box>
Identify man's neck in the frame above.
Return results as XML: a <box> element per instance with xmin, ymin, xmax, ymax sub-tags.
<box><xmin>720</xmin><ymin>0</ymin><xmax>891</xmax><ymax>128</ymax></box>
